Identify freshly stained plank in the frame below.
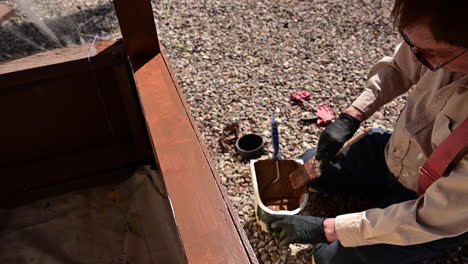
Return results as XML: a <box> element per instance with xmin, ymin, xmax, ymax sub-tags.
<box><xmin>0</xmin><ymin>41</ymin><xmax>126</xmax><ymax>86</ymax></box>
<box><xmin>0</xmin><ymin>41</ymin><xmax>153</xmax><ymax>205</ymax></box>
<box><xmin>160</xmin><ymin>51</ymin><xmax>258</xmax><ymax>263</ymax></box>
<box><xmin>112</xmin><ymin>0</ymin><xmax>255</xmax><ymax>258</ymax></box>
<box><xmin>134</xmin><ymin>53</ymin><xmax>255</xmax><ymax>263</ymax></box>
<box><xmin>0</xmin><ymin>41</ymin><xmax>111</xmax><ymax>74</ymax></box>
<box><xmin>113</xmin><ymin>0</ymin><xmax>159</xmax><ymax>59</ymax></box>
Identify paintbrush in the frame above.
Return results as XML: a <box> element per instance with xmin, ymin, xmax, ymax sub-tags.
<box><xmin>271</xmin><ymin>120</ymin><xmax>282</xmax><ymax>185</ymax></box>
<box><xmin>288</xmin><ymin>127</ymin><xmax>372</xmax><ymax>190</ymax></box>
<box><xmin>259</xmin><ymin>120</ymin><xmax>283</xmax><ymax>195</ymax></box>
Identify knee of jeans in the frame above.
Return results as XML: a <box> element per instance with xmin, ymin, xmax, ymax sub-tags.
<box><xmin>313</xmin><ymin>242</ymin><xmax>342</xmax><ymax>264</ymax></box>
<box><xmin>300</xmin><ymin>148</ymin><xmax>317</xmax><ymax>162</ymax></box>
<box><xmin>369</xmin><ymin>127</ymin><xmax>390</xmax><ymax>134</ymax></box>
<box><xmin>313</xmin><ymin>243</ymin><xmax>328</xmax><ymax>264</ymax></box>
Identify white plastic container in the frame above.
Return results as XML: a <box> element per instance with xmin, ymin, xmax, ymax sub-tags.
<box><xmin>250</xmin><ymin>159</ymin><xmax>309</xmax><ymax>232</ymax></box>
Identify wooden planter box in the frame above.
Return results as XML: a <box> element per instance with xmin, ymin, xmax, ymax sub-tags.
<box><xmin>0</xmin><ymin>1</ymin><xmax>257</xmax><ymax>263</ymax></box>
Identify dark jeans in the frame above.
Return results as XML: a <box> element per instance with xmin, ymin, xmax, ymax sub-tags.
<box><xmin>300</xmin><ymin>128</ymin><xmax>468</xmax><ymax>264</ymax></box>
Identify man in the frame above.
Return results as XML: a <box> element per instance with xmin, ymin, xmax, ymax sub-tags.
<box><xmin>270</xmin><ymin>1</ymin><xmax>468</xmax><ymax>263</ymax></box>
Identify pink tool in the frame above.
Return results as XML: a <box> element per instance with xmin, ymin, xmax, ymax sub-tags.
<box><xmin>291</xmin><ymin>91</ymin><xmax>312</xmax><ymax>102</ymax></box>
<box><xmin>315</xmin><ymin>103</ymin><xmax>335</xmax><ymax>126</ymax></box>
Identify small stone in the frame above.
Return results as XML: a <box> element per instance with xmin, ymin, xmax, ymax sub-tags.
<box><xmin>268</xmin><ymin>246</ymin><xmax>277</xmax><ymax>252</ymax></box>
<box><xmin>371</xmin><ymin>111</ymin><xmax>384</xmax><ymax>120</ymax></box>
<box><xmin>270</xmin><ymin>253</ymin><xmax>279</xmax><ymax>262</ymax></box>
<box><xmin>230</xmin><ymin>197</ymin><xmax>241</xmax><ymax>202</ymax></box>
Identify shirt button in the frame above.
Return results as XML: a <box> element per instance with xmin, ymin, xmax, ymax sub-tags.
<box><xmin>418</xmin><ymin>119</ymin><xmax>424</xmax><ymax>124</ymax></box>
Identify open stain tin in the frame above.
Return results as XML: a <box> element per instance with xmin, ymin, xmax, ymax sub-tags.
<box><xmin>250</xmin><ymin>159</ymin><xmax>309</xmax><ymax>232</ymax></box>
<box><xmin>236</xmin><ymin>134</ymin><xmax>264</xmax><ymax>160</ymax></box>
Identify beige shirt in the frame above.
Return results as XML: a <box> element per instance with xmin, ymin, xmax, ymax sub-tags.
<box><xmin>334</xmin><ymin>42</ymin><xmax>468</xmax><ymax>247</ymax></box>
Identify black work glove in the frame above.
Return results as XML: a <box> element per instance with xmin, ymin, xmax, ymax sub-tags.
<box><xmin>269</xmin><ymin>215</ymin><xmax>327</xmax><ymax>246</ymax></box>
<box><xmin>316</xmin><ymin>112</ymin><xmax>360</xmax><ymax>168</ymax></box>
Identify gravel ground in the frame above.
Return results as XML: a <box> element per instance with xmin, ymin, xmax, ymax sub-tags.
<box><xmin>1</xmin><ymin>0</ymin><xmax>467</xmax><ymax>263</ymax></box>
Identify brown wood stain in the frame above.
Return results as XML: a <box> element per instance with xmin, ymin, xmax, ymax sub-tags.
<box><xmin>254</xmin><ymin>160</ymin><xmax>307</xmax><ymax>211</ymax></box>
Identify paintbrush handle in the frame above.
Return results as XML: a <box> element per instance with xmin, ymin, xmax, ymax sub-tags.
<box><xmin>314</xmin><ymin>127</ymin><xmax>372</xmax><ymax>171</ymax></box>
<box><xmin>289</xmin><ymin>128</ymin><xmax>372</xmax><ymax>190</ymax></box>
<box><xmin>271</xmin><ymin>120</ymin><xmax>281</xmax><ymax>160</ymax></box>
<box><xmin>336</xmin><ymin>127</ymin><xmax>372</xmax><ymax>155</ymax></box>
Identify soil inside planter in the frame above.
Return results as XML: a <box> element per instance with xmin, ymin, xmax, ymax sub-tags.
<box><xmin>254</xmin><ymin>160</ymin><xmax>307</xmax><ymax>211</ymax></box>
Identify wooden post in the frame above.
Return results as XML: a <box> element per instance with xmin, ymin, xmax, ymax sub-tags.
<box><xmin>112</xmin><ymin>0</ymin><xmax>160</xmax><ymax>60</ymax></box>
<box><xmin>112</xmin><ymin>0</ymin><xmax>258</xmax><ymax>262</ymax></box>
<box><xmin>0</xmin><ymin>0</ymin><xmax>257</xmax><ymax>261</ymax></box>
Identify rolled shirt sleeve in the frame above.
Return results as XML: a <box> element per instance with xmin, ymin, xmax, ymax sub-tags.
<box><xmin>335</xmin><ymin>156</ymin><xmax>468</xmax><ymax>247</ymax></box>
<box><xmin>351</xmin><ymin>42</ymin><xmax>422</xmax><ymax>118</ymax></box>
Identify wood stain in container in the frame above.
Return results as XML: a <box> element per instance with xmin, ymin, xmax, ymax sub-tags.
<box><xmin>254</xmin><ymin>160</ymin><xmax>307</xmax><ymax>211</ymax></box>
<box><xmin>250</xmin><ymin>159</ymin><xmax>309</xmax><ymax>232</ymax></box>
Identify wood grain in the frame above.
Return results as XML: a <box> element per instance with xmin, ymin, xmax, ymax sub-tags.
<box><xmin>113</xmin><ymin>0</ymin><xmax>159</xmax><ymax>59</ymax></box>
<box><xmin>134</xmin><ymin>53</ymin><xmax>255</xmax><ymax>263</ymax></box>
<box><xmin>160</xmin><ymin>50</ymin><xmax>259</xmax><ymax>264</ymax></box>
<box><xmin>0</xmin><ymin>41</ymin><xmax>153</xmax><ymax>206</ymax></box>
<box><xmin>0</xmin><ymin>41</ymin><xmax>118</xmax><ymax>74</ymax></box>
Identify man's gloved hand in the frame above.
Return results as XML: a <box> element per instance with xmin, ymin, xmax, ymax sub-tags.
<box><xmin>269</xmin><ymin>215</ymin><xmax>327</xmax><ymax>246</ymax></box>
<box><xmin>316</xmin><ymin>112</ymin><xmax>360</xmax><ymax>168</ymax></box>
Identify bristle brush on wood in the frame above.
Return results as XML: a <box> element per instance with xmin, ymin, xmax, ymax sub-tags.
<box><xmin>288</xmin><ymin>127</ymin><xmax>372</xmax><ymax>190</ymax></box>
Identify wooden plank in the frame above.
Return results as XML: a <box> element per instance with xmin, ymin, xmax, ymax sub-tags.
<box><xmin>0</xmin><ymin>43</ymin><xmax>97</xmax><ymax>74</ymax></box>
<box><xmin>160</xmin><ymin>50</ymin><xmax>258</xmax><ymax>263</ymax></box>
<box><xmin>0</xmin><ymin>41</ymin><xmax>153</xmax><ymax>205</ymax></box>
<box><xmin>113</xmin><ymin>0</ymin><xmax>159</xmax><ymax>59</ymax></box>
<box><xmin>2</xmin><ymin>164</ymin><xmax>137</xmax><ymax>207</ymax></box>
<box><xmin>134</xmin><ymin>53</ymin><xmax>255</xmax><ymax>263</ymax></box>
<box><xmin>0</xmin><ymin>41</ymin><xmax>128</xmax><ymax>88</ymax></box>
<box><xmin>0</xmin><ymin>41</ymin><xmax>118</xmax><ymax>75</ymax></box>
<box><xmin>0</xmin><ymin>141</ymin><xmax>150</xmax><ymax>206</ymax></box>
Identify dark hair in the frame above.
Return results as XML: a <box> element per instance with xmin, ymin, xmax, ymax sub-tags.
<box><xmin>391</xmin><ymin>0</ymin><xmax>468</xmax><ymax>48</ymax></box>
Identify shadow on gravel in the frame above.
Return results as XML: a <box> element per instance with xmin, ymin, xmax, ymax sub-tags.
<box><xmin>0</xmin><ymin>2</ymin><xmax>119</xmax><ymax>61</ymax></box>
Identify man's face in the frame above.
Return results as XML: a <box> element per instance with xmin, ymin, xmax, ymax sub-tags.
<box><xmin>405</xmin><ymin>22</ymin><xmax>468</xmax><ymax>74</ymax></box>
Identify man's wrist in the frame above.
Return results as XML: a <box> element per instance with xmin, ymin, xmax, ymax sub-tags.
<box><xmin>343</xmin><ymin>106</ymin><xmax>366</xmax><ymax>122</ymax></box>
<box><xmin>323</xmin><ymin>218</ymin><xmax>339</xmax><ymax>242</ymax></box>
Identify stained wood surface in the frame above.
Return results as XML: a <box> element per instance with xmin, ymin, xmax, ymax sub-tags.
<box><xmin>0</xmin><ymin>41</ymin><xmax>153</xmax><ymax>205</ymax></box>
<box><xmin>112</xmin><ymin>0</ymin><xmax>256</xmax><ymax>259</ymax></box>
<box><xmin>134</xmin><ymin>52</ymin><xmax>257</xmax><ymax>263</ymax></box>
<box><xmin>0</xmin><ymin>41</ymin><xmax>125</xmax><ymax>86</ymax></box>
<box><xmin>0</xmin><ymin>42</ymin><xmax>97</xmax><ymax>74</ymax></box>
<box><xmin>113</xmin><ymin>0</ymin><xmax>159</xmax><ymax>59</ymax></box>
<box><xmin>160</xmin><ymin>50</ymin><xmax>258</xmax><ymax>263</ymax></box>
<box><xmin>254</xmin><ymin>160</ymin><xmax>305</xmax><ymax>210</ymax></box>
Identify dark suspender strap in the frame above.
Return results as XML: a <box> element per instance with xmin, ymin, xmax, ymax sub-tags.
<box><xmin>418</xmin><ymin>118</ymin><xmax>468</xmax><ymax>196</ymax></box>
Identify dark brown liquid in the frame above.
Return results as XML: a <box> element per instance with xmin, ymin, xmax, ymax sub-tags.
<box><xmin>254</xmin><ymin>160</ymin><xmax>307</xmax><ymax>212</ymax></box>
<box><xmin>264</xmin><ymin>198</ymin><xmax>300</xmax><ymax>211</ymax></box>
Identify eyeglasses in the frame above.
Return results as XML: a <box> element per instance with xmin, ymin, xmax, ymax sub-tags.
<box><xmin>400</xmin><ymin>30</ymin><xmax>468</xmax><ymax>72</ymax></box>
